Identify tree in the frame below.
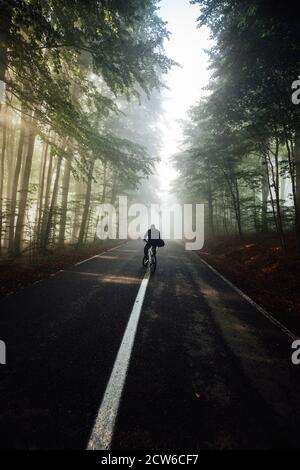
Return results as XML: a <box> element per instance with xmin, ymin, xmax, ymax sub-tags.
<box><xmin>173</xmin><ymin>0</ymin><xmax>300</xmax><ymax>248</ymax></box>
<box><xmin>0</xmin><ymin>0</ymin><xmax>173</xmax><ymax>257</ymax></box>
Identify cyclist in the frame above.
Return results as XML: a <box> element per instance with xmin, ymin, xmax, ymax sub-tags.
<box><xmin>143</xmin><ymin>224</ymin><xmax>162</xmax><ymax>257</ymax></box>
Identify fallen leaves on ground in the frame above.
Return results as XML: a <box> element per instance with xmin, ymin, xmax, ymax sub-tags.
<box><xmin>198</xmin><ymin>234</ymin><xmax>300</xmax><ymax>336</ymax></box>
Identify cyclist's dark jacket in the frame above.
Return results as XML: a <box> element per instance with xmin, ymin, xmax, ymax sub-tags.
<box><xmin>144</xmin><ymin>228</ymin><xmax>161</xmax><ymax>256</ymax></box>
<box><xmin>145</xmin><ymin>228</ymin><xmax>161</xmax><ymax>241</ymax></box>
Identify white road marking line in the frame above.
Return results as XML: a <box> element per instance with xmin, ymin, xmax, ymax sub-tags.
<box><xmin>105</xmin><ymin>243</ymin><xmax>126</xmax><ymax>253</ymax></box>
<box><xmin>2</xmin><ymin>244</ymin><xmax>126</xmax><ymax>299</ymax></box>
<box><xmin>50</xmin><ymin>270</ymin><xmax>64</xmax><ymax>278</ymax></box>
<box><xmin>74</xmin><ymin>243</ymin><xmax>125</xmax><ymax>266</ymax></box>
<box><xmin>199</xmin><ymin>256</ymin><xmax>298</xmax><ymax>341</ymax></box>
<box><xmin>74</xmin><ymin>254</ymin><xmax>99</xmax><ymax>266</ymax></box>
<box><xmin>87</xmin><ymin>270</ymin><xmax>150</xmax><ymax>450</ymax></box>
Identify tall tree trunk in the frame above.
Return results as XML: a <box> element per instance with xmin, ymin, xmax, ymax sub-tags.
<box><xmin>207</xmin><ymin>173</ymin><xmax>214</xmax><ymax>237</ymax></box>
<box><xmin>273</xmin><ymin>139</ymin><xmax>286</xmax><ymax>249</ymax></box>
<box><xmin>58</xmin><ymin>154</ymin><xmax>72</xmax><ymax>246</ymax></box>
<box><xmin>84</xmin><ymin>207</ymin><xmax>93</xmax><ymax>245</ymax></box>
<box><xmin>35</xmin><ymin>140</ymin><xmax>49</xmax><ymax>248</ymax></box>
<box><xmin>295</xmin><ymin>132</ymin><xmax>300</xmax><ymax>214</ymax></box>
<box><xmin>40</xmin><ymin>145</ymin><xmax>54</xmax><ymax>248</ymax></box>
<box><xmin>6</xmin><ymin>119</ymin><xmax>16</xmax><ymax>202</ymax></box>
<box><xmin>0</xmin><ymin>2</ymin><xmax>12</xmax><ymax>112</ymax></box>
<box><xmin>264</xmin><ymin>150</ymin><xmax>286</xmax><ymax>250</ymax></box>
<box><xmin>234</xmin><ymin>179</ymin><xmax>243</xmax><ymax>240</ymax></box>
<box><xmin>77</xmin><ymin>158</ymin><xmax>95</xmax><ymax>247</ymax></box>
<box><xmin>294</xmin><ymin>131</ymin><xmax>300</xmax><ymax>250</ymax></box>
<box><xmin>110</xmin><ymin>172</ymin><xmax>118</xmax><ymax>205</ymax></box>
<box><xmin>261</xmin><ymin>166</ymin><xmax>269</xmax><ymax>233</ymax></box>
<box><xmin>222</xmin><ymin>193</ymin><xmax>228</xmax><ymax>235</ymax></box>
<box><xmin>3</xmin><ymin>118</ymin><xmax>16</xmax><ymax>250</ymax></box>
<box><xmin>100</xmin><ymin>161</ymin><xmax>108</xmax><ymax>205</ymax></box>
<box><xmin>14</xmin><ymin>115</ymin><xmax>36</xmax><ymax>255</ymax></box>
<box><xmin>0</xmin><ymin>117</ymin><xmax>7</xmax><ymax>253</ymax></box>
<box><xmin>252</xmin><ymin>188</ymin><xmax>259</xmax><ymax>233</ymax></box>
<box><xmin>42</xmin><ymin>156</ymin><xmax>62</xmax><ymax>252</ymax></box>
<box><xmin>8</xmin><ymin>111</ymin><xmax>26</xmax><ymax>253</ymax></box>
<box><xmin>285</xmin><ymin>136</ymin><xmax>300</xmax><ymax>251</ymax></box>
<box><xmin>72</xmin><ymin>179</ymin><xmax>83</xmax><ymax>242</ymax></box>
<box><xmin>94</xmin><ymin>161</ymin><xmax>107</xmax><ymax>240</ymax></box>
<box><xmin>223</xmin><ymin>168</ymin><xmax>243</xmax><ymax>240</ymax></box>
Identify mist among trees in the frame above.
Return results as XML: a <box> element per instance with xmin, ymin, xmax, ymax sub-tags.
<box><xmin>173</xmin><ymin>0</ymin><xmax>300</xmax><ymax>251</ymax></box>
<box><xmin>0</xmin><ymin>0</ymin><xmax>172</xmax><ymax>260</ymax></box>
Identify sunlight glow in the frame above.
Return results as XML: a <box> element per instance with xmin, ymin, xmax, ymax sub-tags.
<box><xmin>101</xmin><ymin>275</ymin><xmax>141</xmax><ymax>285</ymax></box>
<box><xmin>157</xmin><ymin>0</ymin><xmax>212</xmax><ymax>202</ymax></box>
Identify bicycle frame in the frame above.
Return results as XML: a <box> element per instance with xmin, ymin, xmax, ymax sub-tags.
<box><xmin>143</xmin><ymin>245</ymin><xmax>157</xmax><ymax>273</ymax></box>
<box><xmin>148</xmin><ymin>246</ymin><xmax>157</xmax><ymax>273</ymax></box>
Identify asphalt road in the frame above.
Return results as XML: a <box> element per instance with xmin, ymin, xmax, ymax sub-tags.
<box><xmin>0</xmin><ymin>240</ymin><xmax>299</xmax><ymax>449</ymax></box>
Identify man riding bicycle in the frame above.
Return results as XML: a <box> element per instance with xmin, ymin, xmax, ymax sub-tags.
<box><xmin>143</xmin><ymin>224</ymin><xmax>162</xmax><ymax>257</ymax></box>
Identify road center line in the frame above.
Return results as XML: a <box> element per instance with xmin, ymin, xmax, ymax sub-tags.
<box><xmin>87</xmin><ymin>270</ymin><xmax>150</xmax><ymax>450</ymax></box>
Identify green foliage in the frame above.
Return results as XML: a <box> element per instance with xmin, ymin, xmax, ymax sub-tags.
<box><xmin>0</xmin><ymin>0</ymin><xmax>173</xmax><ymax>254</ymax></box>
<box><xmin>173</xmin><ymin>0</ymin><xmax>300</xmax><ymax>244</ymax></box>
<box><xmin>2</xmin><ymin>0</ymin><xmax>173</xmax><ymax>173</ymax></box>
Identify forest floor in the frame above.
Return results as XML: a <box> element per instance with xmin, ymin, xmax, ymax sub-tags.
<box><xmin>199</xmin><ymin>234</ymin><xmax>300</xmax><ymax>337</ymax></box>
<box><xmin>0</xmin><ymin>239</ymin><xmax>124</xmax><ymax>299</ymax></box>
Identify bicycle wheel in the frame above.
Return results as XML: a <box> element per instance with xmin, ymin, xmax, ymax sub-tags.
<box><xmin>150</xmin><ymin>255</ymin><xmax>157</xmax><ymax>273</ymax></box>
<box><xmin>142</xmin><ymin>255</ymin><xmax>148</xmax><ymax>267</ymax></box>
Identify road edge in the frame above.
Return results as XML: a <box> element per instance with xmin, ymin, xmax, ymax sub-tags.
<box><xmin>2</xmin><ymin>241</ymin><xmax>127</xmax><ymax>300</ymax></box>
<box><xmin>197</xmin><ymin>254</ymin><xmax>299</xmax><ymax>341</ymax></box>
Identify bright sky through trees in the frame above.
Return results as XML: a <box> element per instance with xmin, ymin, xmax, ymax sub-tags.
<box><xmin>157</xmin><ymin>0</ymin><xmax>212</xmax><ymax>200</ymax></box>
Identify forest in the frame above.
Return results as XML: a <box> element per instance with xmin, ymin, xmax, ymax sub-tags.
<box><xmin>1</xmin><ymin>0</ymin><xmax>300</xmax><ymax>314</ymax></box>
<box><xmin>173</xmin><ymin>0</ymin><xmax>300</xmax><ymax>252</ymax></box>
<box><xmin>1</xmin><ymin>0</ymin><xmax>300</xmax><ymax>453</ymax></box>
<box><xmin>0</xmin><ymin>0</ymin><xmax>171</xmax><ymax>262</ymax></box>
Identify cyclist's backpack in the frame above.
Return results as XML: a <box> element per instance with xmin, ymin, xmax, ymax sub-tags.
<box><xmin>157</xmin><ymin>239</ymin><xmax>165</xmax><ymax>247</ymax></box>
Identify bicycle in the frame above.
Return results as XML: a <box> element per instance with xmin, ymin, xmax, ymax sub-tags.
<box><xmin>142</xmin><ymin>243</ymin><xmax>157</xmax><ymax>274</ymax></box>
